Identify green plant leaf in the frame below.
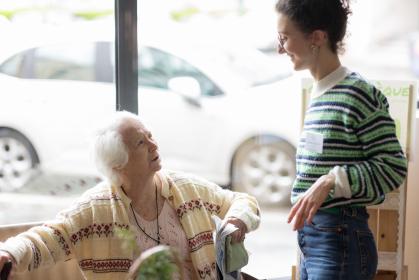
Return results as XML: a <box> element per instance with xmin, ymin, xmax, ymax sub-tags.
<box><xmin>136</xmin><ymin>249</ymin><xmax>178</xmax><ymax>280</ymax></box>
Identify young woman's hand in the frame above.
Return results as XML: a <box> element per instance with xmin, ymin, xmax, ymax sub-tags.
<box><xmin>287</xmin><ymin>174</ymin><xmax>335</xmax><ymax>231</ymax></box>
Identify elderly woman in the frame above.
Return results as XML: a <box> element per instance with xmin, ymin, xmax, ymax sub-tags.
<box><xmin>0</xmin><ymin>111</ymin><xmax>260</xmax><ymax>280</ymax></box>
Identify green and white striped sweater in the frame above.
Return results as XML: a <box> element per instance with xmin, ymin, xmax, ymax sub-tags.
<box><xmin>292</xmin><ymin>72</ymin><xmax>408</xmax><ymax>208</ymax></box>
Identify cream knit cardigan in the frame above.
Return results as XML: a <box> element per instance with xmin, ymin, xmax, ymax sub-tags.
<box><xmin>0</xmin><ymin>170</ymin><xmax>260</xmax><ymax>279</ymax></box>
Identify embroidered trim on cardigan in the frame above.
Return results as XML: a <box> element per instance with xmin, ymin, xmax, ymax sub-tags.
<box><xmin>79</xmin><ymin>258</ymin><xmax>132</xmax><ymax>273</ymax></box>
<box><xmin>30</xmin><ymin>242</ymin><xmax>41</xmax><ymax>270</ymax></box>
<box><xmin>176</xmin><ymin>199</ymin><xmax>221</xmax><ymax>218</ymax></box>
<box><xmin>188</xmin><ymin>230</ymin><xmax>213</xmax><ymax>253</ymax></box>
<box><xmin>197</xmin><ymin>262</ymin><xmax>216</xmax><ymax>279</ymax></box>
<box><xmin>45</xmin><ymin>226</ymin><xmax>71</xmax><ymax>256</ymax></box>
<box><xmin>69</xmin><ymin>223</ymin><xmax>129</xmax><ymax>245</ymax></box>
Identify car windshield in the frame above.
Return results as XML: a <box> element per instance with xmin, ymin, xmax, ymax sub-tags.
<box><xmin>194</xmin><ymin>46</ymin><xmax>291</xmax><ymax>87</ymax></box>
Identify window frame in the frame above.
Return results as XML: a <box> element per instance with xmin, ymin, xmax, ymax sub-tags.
<box><xmin>115</xmin><ymin>0</ymin><xmax>138</xmax><ymax>114</ymax></box>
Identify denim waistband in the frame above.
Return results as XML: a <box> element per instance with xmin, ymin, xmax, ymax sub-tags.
<box><xmin>319</xmin><ymin>206</ymin><xmax>367</xmax><ymax>218</ymax></box>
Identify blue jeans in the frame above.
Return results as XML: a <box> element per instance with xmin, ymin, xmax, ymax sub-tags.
<box><xmin>298</xmin><ymin>207</ymin><xmax>378</xmax><ymax>280</ymax></box>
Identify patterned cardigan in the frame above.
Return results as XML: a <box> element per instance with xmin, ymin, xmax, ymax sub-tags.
<box><xmin>0</xmin><ymin>170</ymin><xmax>260</xmax><ymax>280</ymax></box>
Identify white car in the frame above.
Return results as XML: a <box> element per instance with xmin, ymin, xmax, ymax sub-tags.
<box><xmin>0</xmin><ymin>24</ymin><xmax>302</xmax><ymax>205</ymax></box>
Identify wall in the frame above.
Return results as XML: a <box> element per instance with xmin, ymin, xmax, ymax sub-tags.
<box><xmin>405</xmin><ymin>115</ymin><xmax>419</xmax><ymax>279</ymax></box>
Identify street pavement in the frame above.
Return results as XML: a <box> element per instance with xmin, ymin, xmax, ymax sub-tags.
<box><xmin>242</xmin><ymin>206</ymin><xmax>297</xmax><ymax>279</ymax></box>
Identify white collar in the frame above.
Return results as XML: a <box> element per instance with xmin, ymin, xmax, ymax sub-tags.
<box><xmin>311</xmin><ymin>66</ymin><xmax>351</xmax><ymax>99</ymax></box>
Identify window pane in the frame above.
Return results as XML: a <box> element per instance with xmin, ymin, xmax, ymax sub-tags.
<box><xmin>139</xmin><ymin>47</ymin><xmax>223</xmax><ymax>97</ymax></box>
<box><xmin>0</xmin><ymin>53</ymin><xmax>25</xmax><ymax>77</ymax></box>
<box><xmin>0</xmin><ymin>3</ymin><xmax>116</xmax><ymax>225</ymax></box>
<box><xmin>32</xmin><ymin>43</ymin><xmax>96</xmax><ymax>81</ymax></box>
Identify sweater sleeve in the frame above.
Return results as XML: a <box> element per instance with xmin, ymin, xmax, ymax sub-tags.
<box><xmin>191</xmin><ymin>177</ymin><xmax>261</xmax><ymax>232</ymax></box>
<box><xmin>0</xmin><ymin>214</ymin><xmax>75</xmax><ymax>273</ymax></box>
<box><xmin>345</xmin><ymin>107</ymin><xmax>408</xmax><ymax>205</ymax></box>
<box><xmin>221</xmin><ymin>188</ymin><xmax>261</xmax><ymax>232</ymax></box>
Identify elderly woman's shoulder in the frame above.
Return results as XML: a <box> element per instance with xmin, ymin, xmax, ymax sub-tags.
<box><xmin>55</xmin><ymin>180</ymin><xmax>123</xmax><ymax>222</ymax></box>
<box><xmin>56</xmin><ymin>181</ymin><xmax>119</xmax><ymax>216</ymax></box>
<box><xmin>79</xmin><ymin>180</ymin><xmax>113</xmax><ymax>199</ymax></box>
<box><xmin>64</xmin><ymin>181</ymin><xmax>117</xmax><ymax>212</ymax></box>
<box><xmin>164</xmin><ymin>169</ymin><xmax>219</xmax><ymax>190</ymax></box>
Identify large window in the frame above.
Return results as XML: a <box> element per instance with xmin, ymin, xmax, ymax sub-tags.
<box><xmin>1</xmin><ymin>43</ymin><xmax>97</xmax><ymax>81</ymax></box>
<box><xmin>0</xmin><ymin>6</ymin><xmax>117</xmax><ymax>224</ymax></box>
<box><xmin>30</xmin><ymin>43</ymin><xmax>96</xmax><ymax>81</ymax></box>
<box><xmin>138</xmin><ymin>47</ymin><xmax>223</xmax><ymax>97</ymax></box>
<box><xmin>0</xmin><ymin>0</ymin><xmax>333</xmax><ymax>278</ymax></box>
<box><xmin>0</xmin><ymin>0</ymin><xmax>418</xmax><ymax>278</ymax></box>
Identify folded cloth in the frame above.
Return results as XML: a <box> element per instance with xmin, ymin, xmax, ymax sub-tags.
<box><xmin>213</xmin><ymin>215</ymin><xmax>249</xmax><ymax>280</ymax></box>
<box><xmin>225</xmin><ymin>235</ymin><xmax>248</xmax><ymax>273</ymax></box>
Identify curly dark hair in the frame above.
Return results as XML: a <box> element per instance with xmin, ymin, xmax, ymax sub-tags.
<box><xmin>275</xmin><ymin>0</ymin><xmax>351</xmax><ymax>54</ymax></box>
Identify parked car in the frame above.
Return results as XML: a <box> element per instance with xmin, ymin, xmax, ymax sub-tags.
<box><xmin>0</xmin><ymin>23</ymin><xmax>302</xmax><ymax>205</ymax></box>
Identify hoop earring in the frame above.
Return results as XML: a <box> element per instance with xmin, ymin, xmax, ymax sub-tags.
<box><xmin>311</xmin><ymin>44</ymin><xmax>319</xmax><ymax>55</ymax></box>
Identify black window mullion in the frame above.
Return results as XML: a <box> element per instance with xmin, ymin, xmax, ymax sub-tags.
<box><xmin>115</xmin><ymin>0</ymin><xmax>138</xmax><ymax>113</ymax></box>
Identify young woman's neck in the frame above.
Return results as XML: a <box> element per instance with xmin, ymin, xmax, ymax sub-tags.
<box><xmin>310</xmin><ymin>51</ymin><xmax>341</xmax><ymax>81</ymax></box>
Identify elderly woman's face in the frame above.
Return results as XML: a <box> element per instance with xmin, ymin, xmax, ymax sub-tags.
<box><xmin>119</xmin><ymin>118</ymin><xmax>162</xmax><ymax>176</ymax></box>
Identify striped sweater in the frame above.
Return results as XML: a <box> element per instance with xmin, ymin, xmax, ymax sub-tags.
<box><xmin>292</xmin><ymin>72</ymin><xmax>408</xmax><ymax>208</ymax></box>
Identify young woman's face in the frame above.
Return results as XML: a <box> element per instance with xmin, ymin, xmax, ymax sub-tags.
<box><xmin>277</xmin><ymin>13</ymin><xmax>315</xmax><ymax>71</ymax></box>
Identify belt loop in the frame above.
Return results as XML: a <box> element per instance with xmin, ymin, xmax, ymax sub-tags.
<box><xmin>343</xmin><ymin>207</ymin><xmax>356</xmax><ymax>217</ymax></box>
<box><xmin>351</xmin><ymin>207</ymin><xmax>357</xmax><ymax>217</ymax></box>
<box><xmin>342</xmin><ymin>207</ymin><xmax>348</xmax><ymax>217</ymax></box>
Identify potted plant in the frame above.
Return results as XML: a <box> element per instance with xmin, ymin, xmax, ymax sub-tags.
<box><xmin>127</xmin><ymin>245</ymin><xmax>183</xmax><ymax>280</ymax></box>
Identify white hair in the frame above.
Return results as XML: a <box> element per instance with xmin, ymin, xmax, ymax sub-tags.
<box><xmin>92</xmin><ymin>111</ymin><xmax>141</xmax><ymax>186</ymax></box>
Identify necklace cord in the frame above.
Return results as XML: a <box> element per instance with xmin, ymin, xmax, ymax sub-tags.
<box><xmin>130</xmin><ymin>186</ymin><xmax>160</xmax><ymax>244</ymax></box>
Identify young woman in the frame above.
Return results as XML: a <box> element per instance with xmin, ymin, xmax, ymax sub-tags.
<box><xmin>275</xmin><ymin>0</ymin><xmax>407</xmax><ymax>279</ymax></box>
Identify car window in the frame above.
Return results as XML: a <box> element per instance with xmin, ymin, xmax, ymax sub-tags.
<box><xmin>29</xmin><ymin>43</ymin><xmax>96</xmax><ymax>81</ymax></box>
<box><xmin>139</xmin><ymin>47</ymin><xmax>223</xmax><ymax>97</ymax></box>
<box><xmin>191</xmin><ymin>45</ymin><xmax>291</xmax><ymax>87</ymax></box>
<box><xmin>0</xmin><ymin>52</ymin><xmax>25</xmax><ymax>77</ymax></box>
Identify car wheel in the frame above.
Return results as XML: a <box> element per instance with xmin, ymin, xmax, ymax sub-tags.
<box><xmin>231</xmin><ymin>136</ymin><xmax>296</xmax><ymax>206</ymax></box>
<box><xmin>0</xmin><ymin>128</ymin><xmax>39</xmax><ymax>191</ymax></box>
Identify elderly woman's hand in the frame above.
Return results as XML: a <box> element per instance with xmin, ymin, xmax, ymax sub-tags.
<box><xmin>0</xmin><ymin>250</ymin><xmax>15</xmax><ymax>280</ymax></box>
<box><xmin>225</xmin><ymin>217</ymin><xmax>248</xmax><ymax>243</ymax></box>
<box><xmin>287</xmin><ymin>174</ymin><xmax>335</xmax><ymax>231</ymax></box>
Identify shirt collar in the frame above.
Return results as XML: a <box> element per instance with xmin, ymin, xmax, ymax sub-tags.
<box><xmin>311</xmin><ymin>66</ymin><xmax>351</xmax><ymax>99</ymax></box>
